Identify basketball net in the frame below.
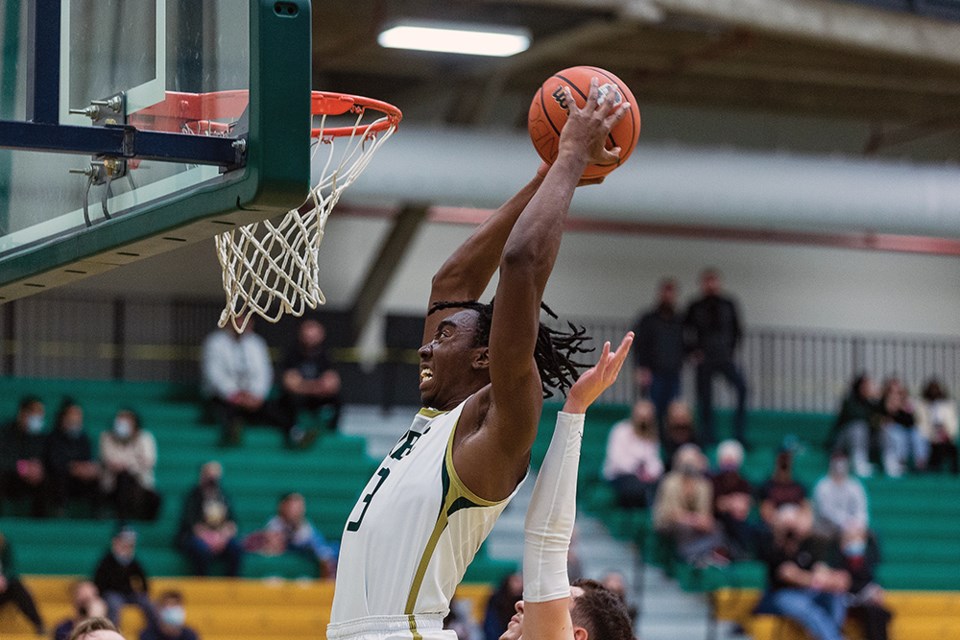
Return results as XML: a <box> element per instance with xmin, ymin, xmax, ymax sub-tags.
<box><xmin>214</xmin><ymin>93</ymin><xmax>401</xmax><ymax>331</ymax></box>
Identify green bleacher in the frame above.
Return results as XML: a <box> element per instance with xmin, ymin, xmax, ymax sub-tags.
<box><xmin>532</xmin><ymin>401</ymin><xmax>960</xmax><ymax>593</ymax></box>
<box><xmin>0</xmin><ymin>377</ymin><xmax>514</xmax><ymax>582</ymax></box>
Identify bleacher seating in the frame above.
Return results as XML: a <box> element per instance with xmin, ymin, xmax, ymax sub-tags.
<box><xmin>0</xmin><ymin>377</ymin><xmax>514</xmax><ymax>583</ymax></box>
<box><xmin>3</xmin><ymin>378</ymin><xmax>960</xmax><ymax>640</ymax></box>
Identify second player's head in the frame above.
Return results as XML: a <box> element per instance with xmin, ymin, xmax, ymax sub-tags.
<box><xmin>500</xmin><ymin>579</ymin><xmax>634</xmax><ymax>640</ymax></box>
<box><xmin>420</xmin><ymin>300</ymin><xmax>591</xmax><ymax>410</ymax></box>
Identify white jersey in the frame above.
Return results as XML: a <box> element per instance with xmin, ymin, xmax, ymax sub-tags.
<box><xmin>329</xmin><ymin>396</ymin><xmax>522</xmax><ymax>638</ymax></box>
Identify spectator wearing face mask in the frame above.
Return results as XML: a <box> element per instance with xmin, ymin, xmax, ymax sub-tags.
<box><xmin>602</xmin><ymin>400</ymin><xmax>664</xmax><ymax>508</ymax></box>
<box><xmin>653</xmin><ymin>444</ymin><xmax>729</xmax><ymax>566</ymax></box>
<box><xmin>838</xmin><ymin>521</ymin><xmax>891</xmax><ymax>640</ymax></box>
<box><xmin>754</xmin><ymin>504</ymin><xmax>849</xmax><ymax>640</ymax></box>
<box><xmin>54</xmin><ymin>580</ymin><xmax>109</xmax><ymax>640</ymax></box>
<box><xmin>813</xmin><ymin>454</ymin><xmax>869</xmax><ymax>539</ymax></box>
<box><xmin>177</xmin><ymin>462</ymin><xmax>243</xmax><ymax>577</ymax></box>
<box><xmin>92</xmin><ymin>527</ymin><xmax>154</xmax><ymax>627</ymax></box>
<box><xmin>712</xmin><ymin>439</ymin><xmax>756</xmax><ymax>558</ymax></box>
<box><xmin>140</xmin><ymin>591</ymin><xmax>199</xmax><ymax>640</ymax></box>
<box><xmin>99</xmin><ymin>410</ymin><xmax>161</xmax><ymax>521</ymax></box>
<box><xmin>45</xmin><ymin>399</ymin><xmax>101</xmax><ymax>517</ymax></box>
<box><xmin>0</xmin><ymin>396</ymin><xmax>51</xmax><ymax>517</ymax></box>
<box><xmin>662</xmin><ymin>400</ymin><xmax>700</xmax><ymax>468</ymax></box>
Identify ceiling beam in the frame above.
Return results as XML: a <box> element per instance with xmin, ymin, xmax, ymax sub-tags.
<box><xmin>347</xmin><ymin>203</ymin><xmax>429</xmax><ymax>343</ymax></box>
<box><xmin>650</xmin><ymin>0</ymin><xmax>960</xmax><ymax>67</ymax></box>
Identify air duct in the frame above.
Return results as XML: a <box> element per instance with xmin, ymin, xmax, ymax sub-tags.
<box><xmin>339</xmin><ymin>125</ymin><xmax>960</xmax><ymax>238</ymax></box>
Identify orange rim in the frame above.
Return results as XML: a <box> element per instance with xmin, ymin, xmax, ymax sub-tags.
<box><xmin>310</xmin><ymin>90</ymin><xmax>402</xmax><ymax>139</ymax></box>
<box><xmin>132</xmin><ymin>90</ymin><xmax>401</xmax><ymax>138</ymax></box>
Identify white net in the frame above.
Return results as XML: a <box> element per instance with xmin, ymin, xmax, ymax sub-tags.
<box><xmin>215</xmin><ymin>103</ymin><xmax>398</xmax><ymax>332</ymax></box>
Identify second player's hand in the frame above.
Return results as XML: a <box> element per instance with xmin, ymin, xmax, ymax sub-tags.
<box><xmin>563</xmin><ymin>332</ymin><xmax>634</xmax><ymax>414</ymax></box>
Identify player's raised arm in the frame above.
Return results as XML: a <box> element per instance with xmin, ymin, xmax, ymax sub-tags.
<box><xmin>503</xmin><ymin>335</ymin><xmax>633</xmax><ymax>640</ymax></box>
<box><xmin>455</xmin><ymin>79</ymin><xmax>629</xmax><ymax>500</ymax></box>
<box><xmin>422</xmin><ymin>168</ymin><xmax>548</xmax><ymax>346</ymax></box>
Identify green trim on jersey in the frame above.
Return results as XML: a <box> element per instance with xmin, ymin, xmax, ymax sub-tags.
<box><xmin>403</xmin><ymin>411</ymin><xmax>510</xmax><ymax>626</ymax></box>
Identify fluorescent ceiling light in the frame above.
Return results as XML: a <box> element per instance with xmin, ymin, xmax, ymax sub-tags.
<box><xmin>378</xmin><ymin>21</ymin><xmax>531</xmax><ymax>57</ymax></box>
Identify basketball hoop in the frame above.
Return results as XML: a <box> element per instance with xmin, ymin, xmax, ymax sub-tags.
<box><xmin>204</xmin><ymin>91</ymin><xmax>401</xmax><ymax>331</ymax></box>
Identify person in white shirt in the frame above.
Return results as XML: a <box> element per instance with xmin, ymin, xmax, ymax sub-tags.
<box><xmin>602</xmin><ymin>399</ymin><xmax>663</xmax><ymax>508</ymax></box>
<box><xmin>200</xmin><ymin>317</ymin><xmax>298</xmax><ymax>447</ymax></box>
<box><xmin>915</xmin><ymin>379</ymin><xmax>959</xmax><ymax>474</ymax></box>
<box><xmin>813</xmin><ymin>454</ymin><xmax>869</xmax><ymax>538</ymax></box>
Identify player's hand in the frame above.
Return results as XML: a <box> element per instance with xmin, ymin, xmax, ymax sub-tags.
<box><xmin>577</xmin><ymin>175</ymin><xmax>605</xmax><ymax>187</ymax></box>
<box><xmin>563</xmin><ymin>332</ymin><xmax>634</xmax><ymax>414</ymax></box>
<box><xmin>558</xmin><ymin>77</ymin><xmax>629</xmax><ymax>167</ymax></box>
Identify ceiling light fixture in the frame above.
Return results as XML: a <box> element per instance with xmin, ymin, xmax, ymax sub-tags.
<box><xmin>378</xmin><ymin>20</ymin><xmax>531</xmax><ymax>57</ymax></box>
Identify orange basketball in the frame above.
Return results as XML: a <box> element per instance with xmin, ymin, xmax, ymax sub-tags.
<box><xmin>528</xmin><ymin>65</ymin><xmax>641</xmax><ymax>179</ymax></box>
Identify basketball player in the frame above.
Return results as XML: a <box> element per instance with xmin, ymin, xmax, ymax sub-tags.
<box><xmin>328</xmin><ymin>79</ymin><xmax>630</xmax><ymax>640</ymax></box>
<box><xmin>501</xmin><ymin>336</ymin><xmax>635</xmax><ymax>640</ymax></box>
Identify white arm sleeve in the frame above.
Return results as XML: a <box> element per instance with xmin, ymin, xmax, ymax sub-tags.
<box><xmin>523</xmin><ymin>411</ymin><xmax>584</xmax><ymax>603</ymax></box>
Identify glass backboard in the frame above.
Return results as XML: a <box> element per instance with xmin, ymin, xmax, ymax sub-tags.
<box><xmin>0</xmin><ymin>0</ymin><xmax>312</xmax><ymax>300</ymax></box>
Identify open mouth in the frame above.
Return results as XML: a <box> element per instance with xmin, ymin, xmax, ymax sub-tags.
<box><xmin>420</xmin><ymin>367</ymin><xmax>434</xmax><ymax>383</ymax></box>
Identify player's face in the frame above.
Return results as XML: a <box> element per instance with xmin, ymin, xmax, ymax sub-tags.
<box><xmin>418</xmin><ymin>310</ymin><xmax>487</xmax><ymax>410</ymax></box>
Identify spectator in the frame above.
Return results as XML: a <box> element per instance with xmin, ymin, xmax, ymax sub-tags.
<box><xmin>139</xmin><ymin>591</ymin><xmax>199</xmax><ymax>640</ymax></box>
<box><xmin>813</xmin><ymin>453</ymin><xmax>869</xmax><ymax>539</ymax></box>
<box><xmin>878</xmin><ymin>378</ymin><xmax>927</xmax><ymax>476</ymax></box>
<box><xmin>712</xmin><ymin>439</ymin><xmax>756</xmax><ymax>558</ymax></box>
<box><xmin>176</xmin><ymin>462</ymin><xmax>242</xmax><ymax>577</ymax></box>
<box><xmin>99</xmin><ymin>410</ymin><xmax>161</xmax><ymax>521</ymax></box>
<box><xmin>67</xmin><ymin>617</ymin><xmax>125</xmax><ymax>640</ymax></box>
<box><xmin>832</xmin><ymin>373</ymin><xmax>881</xmax><ymax>478</ymax></box>
<box><xmin>443</xmin><ymin>598</ymin><xmax>475</xmax><ymax>640</ymax></box>
<box><xmin>201</xmin><ymin>318</ymin><xmax>297</xmax><ymax>447</ymax></box>
<box><xmin>93</xmin><ymin>526</ymin><xmax>153</xmax><ymax>627</ymax></box>
<box><xmin>758</xmin><ymin>447</ymin><xmax>811</xmax><ymax>528</ymax></box>
<box><xmin>653</xmin><ymin>444</ymin><xmax>728</xmax><ymax>565</ymax></box>
<box><xmin>45</xmin><ymin>400</ymin><xmax>101</xmax><ymax>517</ymax></box>
<box><xmin>0</xmin><ymin>396</ymin><xmax>50</xmax><ymax>517</ymax></box>
<box><xmin>662</xmin><ymin>400</ymin><xmax>699</xmax><ymax>468</ymax></box>
<box><xmin>915</xmin><ymin>379</ymin><xmax>959</xmax><ymax>474</ymax></box>
<box><xmin>54</xmin><ymin>580</ymin><xmax>108</xmax><ymax>640</ymax></box>
<box><xmin>632</xmin><ymin>278</ymin><xmax>685</xmax><ymax>428</ymax></box>
<box><xmin>753</xmin><ymin>504</ymin><xmax>849</xmax><ymax>640</ymax></box>
<box><xmin>601</xmin><ymin>400</ymin><xmax>664</xmax><ymax>508</ymax></box>
<box><xmin>0</xmin><ymin>532</ymin><xmax>45</xmax><ymax>635</ymax></box>
<box><xmin>245</xmin><ymin>492</ymin><xmax>337</xmax><ymax>578</ymax></box>
<box><xmin>601</xmin><ymin>571</ymin><xmax>638</xmax><ymax>623</ymax></box>
<box><xmin>280</xmin><ymin>319</ymin><xmax>343</xmax><ymax>434</ymax></box>
<box><xmin>684</xmin><ymin>268</ymin><xmax>748</xmax><ymax>446</ymax></box>
<box><xmin>482</xmin><ymin>572</ymin><xmax>522</xmax><ymax>640</ymax></box>
<box><xmin>838</xmin><ymin>520</ymin><xmax>891</xmax><ymax>640</ymax></box>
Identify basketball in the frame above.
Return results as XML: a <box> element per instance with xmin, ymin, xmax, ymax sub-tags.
<box><xmin>528</xmin><ymin>65</ymin><xmax>641</xmax><ymax>179</ymax></box>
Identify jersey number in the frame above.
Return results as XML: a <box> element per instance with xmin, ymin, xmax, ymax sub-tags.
<box><xmin>346</xmin><ymin>467</ymin><xmax>390</xmax><ymax>532</ymax></box>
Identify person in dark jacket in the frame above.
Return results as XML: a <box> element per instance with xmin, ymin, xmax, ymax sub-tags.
<box><xmin>0</xmin><ymin>531</ymin><xmax>46</xmax><ymax>634</ymax></box>
<box><xmin>279</xmin><ymin>319</ymin><xmax>343</xmax><ymax>435</ymax></box>
<box><xmin>684</xmin><ymin>268</ymin><xmax>748</xmax><ymax>446</ymax></box>
<box><xmin>176</xmin><ymin>462</ymin><xmax>243</xmax><ymax>577</ymax></box>
<box><xmin>0</xmin><ymin>396</ymin><xmax>51</xmax><ymax>517</ymax></box>
<box><xmin>633</xmin><ymin>278</ymin><xmax>685</xmax><ymax>432</ymax></box>
<box><xmin>92</xmin><ymin>526</ymin><xmax>154</xmax><ymax>626</ymax></box>
<box><xmin>482</xmin><ymin>572</ymin><xmax>523</xmax><ymax>640</ymax></box>
<box><xmin>45</xmin><ymin>400</ymin><xmax>101</xmax><ymax>517</ymax></box>
<box><xmin>838</xmin><ymin>521</ymin><xmax>892</xmax><ymax>640</ymax></box>
<box><xmin>832</xmin><ymin>374</ymin><xmax>881</xmax><ymax>477</ymax></box>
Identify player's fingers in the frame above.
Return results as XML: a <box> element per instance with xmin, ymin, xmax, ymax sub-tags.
<box><xmin>585</xmin><ymin>77</ymin><xmax>599</xmax><ymax>109</ymax></box>
<box><xmin>609</xmin><ymin>333</ymin><xmax>635</xmax><ymax>375</ymax></box>
<box><xmin>563</xmin><ymin>86</ymin><xmax>578</xmax><ymax>114</ymax></box>
<box><xmin>603</xmin><ymin>102</ymin><xmax>630</xmax><ymax>129</ymax></box>
<box><xmin>599</xmin><ymin>147</ymin><xmax>622</xmax><ymax>164</ymax></box>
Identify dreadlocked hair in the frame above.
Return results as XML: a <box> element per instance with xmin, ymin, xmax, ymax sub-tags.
<box><xmin>428</xmin><ymin>299</ymin><xmax>593</xmax><ymax>398</ymax></box>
